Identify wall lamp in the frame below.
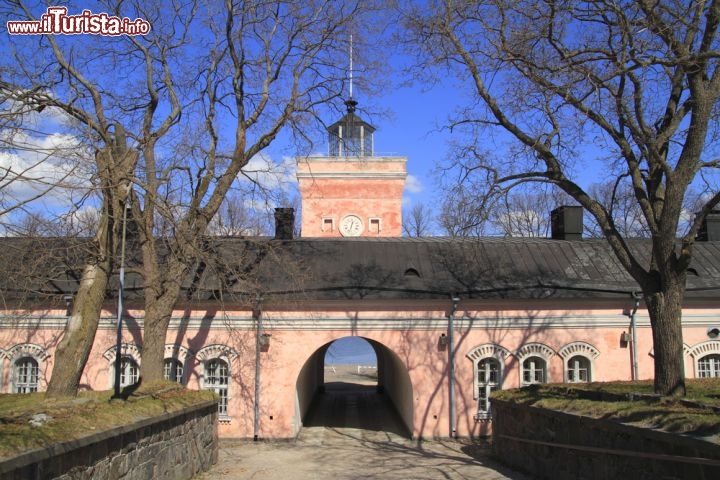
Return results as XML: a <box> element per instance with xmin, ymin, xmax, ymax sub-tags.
<box><xmin>259</xmin><ymin>333</ymin><xmax>271</xmax><ymax>351</ymax></box>
<box><xmin>439</xmin><ymin>333</ymin><xmax>449</xmax><ymax>347</ymax></box>
<box><xmin>708</xmin><ymin>327</ymin><xmax>720</xmax><ymax>339</ymax></box>
<box><xmin>450</xmin><ymin>296</ymin><xmax>460</xmax><ymax>317</ymax></box>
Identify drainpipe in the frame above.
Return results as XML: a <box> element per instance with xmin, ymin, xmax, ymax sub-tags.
<box><xmin>253</xmin><ymin>294</ymin><xmax>263</xmax><ymax>441</ymax></box>
<box><xmin>630</xmin><ymin>292</ymin><xmax>641</xmax><ymax>381</ymax></box>
<box><xmin>448</xmin><ymin>295</ymin><xmax>460</xmax><ymax>439</ymax></box>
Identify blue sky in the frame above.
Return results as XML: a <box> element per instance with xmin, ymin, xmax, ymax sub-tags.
<box><xmin>4</xmin><ymin>2</ymin><xmax>714</xmax><ymax>235</ymax></box>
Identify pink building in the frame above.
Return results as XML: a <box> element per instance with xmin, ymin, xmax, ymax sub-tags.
<box><xmin>1</xmin><ymin>100</ymin><xmax>719</xmax><ymax>440</ymax></box>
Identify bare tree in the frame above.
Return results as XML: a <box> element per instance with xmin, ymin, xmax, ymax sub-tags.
<box><xmin>131</xmin><ymin>0</ymin><xmax>381</xmax><ymax>382</ymax></box>
<box><xmin>438</xmin><ymin>182</ymin><xmax>494</xmax><ymax>237</ymax></box>
<box><xmin>492</xmin><ymin>190</ymin><xmax>566</xmax><ymax>237</ymax></box>
<box><xmin>403</xmin><ymin>202</ymin><xmax>435</xmax><ymax>236</ymax></box>
<box><xmin>585</xmin><ymin>181</ymin><xmax>652</xmax><ymax>238</ymax></box>
<box><xmin>0</xmin><ymin>94</ymin><xmax>87</xmax><ymax>228</ymax></box>
<box><xmin>403</xmin><ymin>0</ymin><xmax>720</xmax><ymax>395</ymax></box>
<box><xmin>4</xmin><ymin>0</ymin><xmax>383</xmax><ymax>389</ymax></box>
<box><xmin>439</xmin><ymin>178</ymin><xmax>572</xmax><ymax>237</ymax></box>
<box><xmin>3</xmin><ymin>1</ymin><xmax>185</xmax><ymax>396</ymax></box>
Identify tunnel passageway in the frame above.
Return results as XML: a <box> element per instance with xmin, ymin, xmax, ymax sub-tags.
<box><xmin>302</xmin><ymin>381</ymin><xmax>409</xmax><ymax>438</ymax></box>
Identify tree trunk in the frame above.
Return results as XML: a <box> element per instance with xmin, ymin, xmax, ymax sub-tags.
<box><xmin>139</xmin><ymin>256</ymin><xmax>188</xmax><ymax>383</ymax></box>
<box><xmin>140</xmin><ymin>296</ymin><xmax>178</xmax><ymax>383</ymax></box>
<box><xmin>45</xmin><ymin>262</ymin><xmax>109</xmax><ymax>398</ymax></box>
<box><xmin>644</xmin><ymin>277</ymin><xmax>687</xmax><ymax>396</ymax></box>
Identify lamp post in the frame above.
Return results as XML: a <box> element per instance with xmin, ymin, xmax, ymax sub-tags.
<box><xmin>113</xmin><ymin>200</ymin><xmax>130</xmax><ymax>398</ymax></box>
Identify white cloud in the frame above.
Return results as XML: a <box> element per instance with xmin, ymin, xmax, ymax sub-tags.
<box><xmin>0</xmin><ymin>124</ymin><xmax>92</xmax><ymax>214</ymax></box>
<box><xmin>404</xmin><ymin>174</ymin><xmax>423</xmax><ymax>194</ymax></box>
<box><xmin>238</xmin><ymin>153</ymin><xmax>297</xmax><ymax>193</ymax></box>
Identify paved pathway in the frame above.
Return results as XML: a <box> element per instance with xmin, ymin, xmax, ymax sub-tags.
<box><xmin>194</xmin><ymin>382</ymin><xmax>533</xmax><ymax>479</ymax></box>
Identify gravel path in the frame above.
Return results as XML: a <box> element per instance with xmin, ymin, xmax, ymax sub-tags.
<box><xmin>194</xmin><ymin>429</ymin><xmax>532</xmax><ymax>480</ymax></box>
<box><xmin>194</xmin><ymin>373</ymin><xmax>532</xmax><ymax>479</ymax></box>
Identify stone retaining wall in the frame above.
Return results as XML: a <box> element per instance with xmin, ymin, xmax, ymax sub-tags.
<box><xmin>492</xmin><ymin>398</ymin><xmax>720</xmax><ymax>480</ymax></box>
<box><xmin>0</xmin><ymin>400</ymin><xmax>218</xmax><ymax>480</ymax></box>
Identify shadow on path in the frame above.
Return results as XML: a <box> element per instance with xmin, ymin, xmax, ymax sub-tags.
<box><xmin>302</xmin><ymin>382</ymin><xmax>410</xmax><ymax>438</ymax></box>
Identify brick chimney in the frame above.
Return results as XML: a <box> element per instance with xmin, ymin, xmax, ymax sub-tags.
<box><xmin>697</xmin><ymin>210</ymin><xmax>720</xmax><ymax>241</ymax></box>
<box><xmin>274</xmin><ymin>208</ymin><xmax>295</xmax><ymax>240</ymax></box>
<box><xmin>551</xmin><ymin>206</ymin><xmax>583</xmax><ymax>240</ymax></box>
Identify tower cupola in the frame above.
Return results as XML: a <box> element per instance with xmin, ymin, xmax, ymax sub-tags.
<box><xmin>327</xmin><ymin>99</ymin><xmax>375</xmax><ymax>157</ymax></box>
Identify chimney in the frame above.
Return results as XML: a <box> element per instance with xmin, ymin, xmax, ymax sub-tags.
<box><xmin>551</xmin><ymin>206</ymin><xmax>583</xmax><ymax>240</ymax></box>
<box><xmin>274</xmin><ymin>207</ymin><xmax>295</xmax><ymax>240</ymax></box>
<box><xmin>697</xmin><ymin>210</ymin><xmax>720</xmax><ymax>241</ymax></box>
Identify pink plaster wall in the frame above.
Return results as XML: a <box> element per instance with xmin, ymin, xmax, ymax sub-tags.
<box><xmin>296</xmin><ymin>156</ymin><xmax>406</xmax><ymax>237</ymax></box>
<box><xmin>1</xmin><ymin>301</ymin><xmax>718</xmax><ymax>440</ymax></box>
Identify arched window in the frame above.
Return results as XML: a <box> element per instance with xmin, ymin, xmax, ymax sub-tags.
<box><xmin>204</xmin><ymin>359</ymin><xmax>229</xmax><ymax>416</ymax></box>
<box><xmin>558</xmin><ymin>342</ymin><xmax>599</xmax><ymax>383</ymax></box>
<box><xmin>566</xmin><ymin>355</ymin><xmax>591</xmax><ymax>382</ymax></box>
<box><xmin>164</xmin><ymin>358</ymin><xmax>184</xmax><ymax>384</ymax></box>
<box><xmin>698</xmin><ymin>354</ymin><xmax>720</xmax><ymax>378</ymax></box>
<box><xmin>522</xmin><ymin>356</ymin><xmax>547</xmax><ymax>385</ymax></box>
<box><xmin>7</xmin><ymin>343</ymin><xmax>49</xmax><ymax>393</ymax></box>
<box><xmin>466</xmin><ymin>344</ymin><xmax>510</xmax><ymax>420</ymax></box>
<box><xmin>477</xmin><ymin>358</ymin><xmax>501</xmax><ymax>418</ymax></box>
<box><xmin>112</xmin><ymin>356</ymin><xmax>139</xmax><ymax>388</ymax></box>
<box><xmin>14</xmin><ymin>357</ymin><xmax>39</xmax><ymax>393</ymax></box>
<box><xmin>517</xmin><ymin>343</ymin><xmax>555</xmax><ymax>386</ymax></box>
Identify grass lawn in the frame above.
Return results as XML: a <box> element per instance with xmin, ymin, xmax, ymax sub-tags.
<box><xmin>0</xmin><ymin>381</ymin><xmax>216</xmax><ymax>459</ymax></box>
<box><xmin>493</xmin><ymin>378</ymin><xmax>720</xmax><ymax>440</ymax></box>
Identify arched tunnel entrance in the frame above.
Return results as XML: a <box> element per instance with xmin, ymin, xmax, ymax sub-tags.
<box><xmin>295</xmin><ymin>337</ymin><xmax>413</xmax><ymax>438</ymax></box>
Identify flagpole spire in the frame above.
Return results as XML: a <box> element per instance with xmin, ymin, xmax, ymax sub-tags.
<box><xmin>349</xmin><ymin>34</ymin><xmax>353</xmax><ymax>100</ymax></box>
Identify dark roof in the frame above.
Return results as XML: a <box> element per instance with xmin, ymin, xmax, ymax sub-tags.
<box><xmin>3</xmin><ymin>236</ymin><xmax>719</xmax><ymax>305</ymax></box>
<box><xmin>327</xmin><ymin>112</ymin><xmax>376</xmax><ymax>134</ymax></box>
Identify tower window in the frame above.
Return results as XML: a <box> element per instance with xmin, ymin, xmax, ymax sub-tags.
<box><xmin>369</xmin><ymin>218</ymin><xmax>381</xmax><ymax>234</ymax></box>
<box><xmin>322</xmin><ymin>217</ymin><xmax>334</xmax><ymax>232</ymax></box>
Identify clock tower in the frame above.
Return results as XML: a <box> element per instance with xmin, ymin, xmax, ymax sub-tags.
<box><xmin>297</xmin><ymin>99</ymin><xmax>407</xmax><ymax>237</ymax></box>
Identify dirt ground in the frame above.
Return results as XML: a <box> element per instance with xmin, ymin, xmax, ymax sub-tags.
<box><xmin>194</xmin><ymin>365</ymin><xmax>532</xmax><ymax>480</ymax></box>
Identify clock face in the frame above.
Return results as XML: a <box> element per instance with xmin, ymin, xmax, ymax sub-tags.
<box><xmin>339</xmin><ymin>215</ymin><xmax>363</xmax><ymax>237</ymax></box>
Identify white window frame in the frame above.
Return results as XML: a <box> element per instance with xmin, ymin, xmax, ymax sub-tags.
<box><xmin>14</xmin><ymin>356</ymin><xmax>39</xmax><ymax>393</ymax></box>
<box><xmin>688</xmin><ymin>340</ymin><xmax>720</xmax><ymax>378</ymax></box>
<box><xmin>7</xmin><ymin>343</ymin><xmax>49</xmax><ymax>393</ymax></box>
<box><xmin>113</xmin><ymin>356</ymin><xmax>140</xmax><ymax>388</ymax></box>
<box><xmin>103</xmin><ymin>343</ymin><xmax>142</xmax><ymax>389</ymax></box>
<box><xmin>516</xmin><ymin>343</ymin><xmax>555</xmax><ymax>386</ymax></box>
<box><xmin>466</xmin><ymin>344</ymin><xmax>510</xmax><ymax>421</ymax></box>
<box><xmin>203</xmin><ymin>358</ymin><xmax>230</xmax><ymax>418</ymax></box>
<box><xmin>476</xmin><ymin>357</ymin><xmax>501</xmax><ymax>419</ymax></box>
<box><xmin>566</xmin><ymin>355</ymin><xmax>591</xmax><ymax>383</ymax></box>
<box><xmin>196</xmin><ymin>344</ymin><xmax>237</xmax><ymax>422</ymax></box>
<box><xmin>164</xmin><ymin>358</ymin><xmax>184</xmax><ymax>384</ymax></box>
<box><xmin>697</xmin><ymin>354</ymin><xmax>720</xmax><ymax>378</ymax></box>
<box><xmin>558</xmin><ymin>342</ymin><xmax>599</xmax><ymax>384</ymax></box>
<box><xmin>522</xmin><ymin>356</ymin><xmax>547</xmax><ymax>385</ymax></box>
